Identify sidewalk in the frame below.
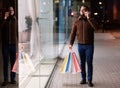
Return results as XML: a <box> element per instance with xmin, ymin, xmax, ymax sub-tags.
<box><xmin>96</xmin><ymin>28</ymin><xmax>120</xmax><ymax>39</ymax></box>
<box><xmin>49</xmin><ymin>33</ymin><xmax>120</xmax><ymax>88</ymax></box>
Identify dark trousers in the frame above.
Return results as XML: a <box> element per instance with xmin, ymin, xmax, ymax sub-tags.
<box><xmin>78</xmin><ymin>43</ymin><xmax>94</xmax><ymax>82</ymax></box>
<box><xmin>2</xmin><ymin>44</ymin><xmax>16</xmax><ymax>82</ymax></box>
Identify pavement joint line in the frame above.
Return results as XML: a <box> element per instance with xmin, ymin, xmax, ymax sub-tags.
<box><xmin>31</xmin><ymin>75</ymin><xmax>50</xmax><ymax>77</ymax></box>
<box><xmin>40</xmin><ymin>63</ymin><xmax>56</xmax><ymax>65</ymax></box>
<box><xmin>45</xmin><ymin>58</ymin><xmax>59</xmax><ymax>88</ymax></box>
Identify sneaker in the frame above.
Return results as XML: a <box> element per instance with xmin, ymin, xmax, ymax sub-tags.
<box><xmin>88</xmin><ymin>81</ymin><xmax>94</xmax><ymax>87</ymax></box>
<box><xmin>1</xmin><ymin>81</ymin><xmax>9</xmax><ymax>86</ymax></box>
<box><xmin>10</xmin><ymin>80</ymin><xmax>16</xmax><ymax>84</ymax></box>
<box><xmin>80</xmin><ymin>80</ymin><xmax>86</xmax><ymax>84</ymax></box>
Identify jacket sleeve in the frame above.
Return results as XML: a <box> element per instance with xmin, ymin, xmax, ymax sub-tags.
<box><xmin>0</xmin><ymin>18</ymin><xmax>7</xmax><ymax>30</ymax></box>
<box><xmin>69</xmin><ymin>21</ymin><xmax>77</xmax><ymax>46</ymax></box>
<box><xmin>15</xmin><ymin>16</ymin><xmax>18</xmax><ymax>40</ymax></box>
<box><xmin>87</xmin><ymin>18</ymin><xmax>98</xmax><ymax>30</ymax></box>
<box><xmin>14</xmin><ymin>16</ymin><xmax>18</xmax><ymax>52</ymax></box>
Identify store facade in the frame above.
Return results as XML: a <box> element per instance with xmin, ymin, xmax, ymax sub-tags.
<box><xmin>18</xmin><ymin>0</ymin><xmax>61</xmax><ymax>86</ymax></box>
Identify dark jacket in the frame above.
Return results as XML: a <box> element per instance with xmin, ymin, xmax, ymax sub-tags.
<box><xmin>1</xmin><ymin>15</ymin><xmax>18</xmax><ymax>45</ymax></box>
<box><xmin>69</xmin><ymin>16</ymin><xmax>97</xmax><ymax>45</ymax></box>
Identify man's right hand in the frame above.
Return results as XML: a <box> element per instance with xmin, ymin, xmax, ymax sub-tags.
<box><xmin>68</xmin><ymin>45</ymin><xmax>72</xmax><ymax>50</ymax></box>
<box><xmin>4</xmin><ymin>12</ymin><xmax>9</xmax><ymax>19</ymax></box>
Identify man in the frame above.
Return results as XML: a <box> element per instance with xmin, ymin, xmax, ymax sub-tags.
<box><xmin>69</xmin><ymin>5</ymin><xmax>97</xmax><ymax>87</ymax></box>
<box><xmin>1</xmin><ymin>6</ymin><xmax>18</xmax><ymax>86</ymax></box>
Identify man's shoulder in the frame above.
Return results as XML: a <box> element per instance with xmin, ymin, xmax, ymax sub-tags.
<box><xmin>73</xmin><ymin>18</ymin><xmax>79</xmax><ymax>24</ymax></box>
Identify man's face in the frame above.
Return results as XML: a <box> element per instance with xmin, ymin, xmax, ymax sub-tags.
<box><xmin>80</xmin><ymin>6</ymin><xmax>87</xmax><ymax>15</ymax></box>
<box><xmin>9</xmin><ymin>7</ymin><xmax>14</xmax><ymax>15</ymax></box>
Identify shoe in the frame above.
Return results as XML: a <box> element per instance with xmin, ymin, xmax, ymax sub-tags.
<box><xmin>1</xmin><ymin>81</ymin><xmax>9</xmax><ymax>86</ymax></box>
<box><xmin>10</xmin><ymin>80</ymin><xmax>16</xmax><ymax>84</ymax></box>
<box><xmin>80</xmin><ymin>80</ymin><xmax>86</xmax><ymax>84</ymax></box>
<box><xmin>88</xmin><ymin>81</ymin><xmax>94</xmax><ymax>87</ymax></box>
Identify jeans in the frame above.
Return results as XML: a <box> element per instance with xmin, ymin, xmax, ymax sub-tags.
<box><xmin>2</xmin><ymin>44</ymin><xmax>16</xmax><ymax>81</ymax></box>
<box><xmin>78</xmin><ymin>43</ymin><xmax>94</xmax><ymax>82</ymax></box>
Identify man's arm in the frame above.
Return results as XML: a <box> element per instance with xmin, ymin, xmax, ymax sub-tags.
<box><xmin>69</xmin><ymin>21</ymin><xmax>77</xmax><ymax>49</ymax></box>
<box><xmin>88</xmin><ymin>18</ymin><xmax>98</xmax><ymax>30</ymax></box>
<box><xmin>0</xmin><ymin>12</ymin><xmax>9</xmax><ymax>30</ymax></box>
<box><xmin>85</xmin><ymin>11</ymin><xmax>98</xmax><ymax>30</ymax></box>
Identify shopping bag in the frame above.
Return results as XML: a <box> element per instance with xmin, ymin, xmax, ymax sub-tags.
<box><xmin>12</xmin><ymin>53</ymin><xmax>18</xmax><ymax>73</ymax></box>
<box><xmin>65</xmin><ymin>52</ymin><xmax>72</xmax><ymax>73</ymax></box>
<box><xmin>23</xmin><ymin>53</ymin><xmax>35</xmax><ymax>72</ymax></box>
<box><xmin>72</xmin><ymin>52</ymin><xmax>81</xmax><ymax>73</ymax></box>
<box><xmin>60</xmin><ymin>51</ymin><xmax>81</xmax><ymax>74</ymax></box>
<box><xmin>60</xmin><ymin>53</ymin><xmax>69</xmax><ymax>73</ymax></box>
<box><xmin>71</xmin><ymin>57</ymin><xmax>76</xmax><ymax>73</ymax></box>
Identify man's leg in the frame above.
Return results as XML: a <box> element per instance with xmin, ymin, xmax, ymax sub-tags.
<box><xmin>78</xmin><ymin>44</ymin><xmax>86</xmax><ymax>83</ymax></box>
<box><xmin>9</xmin><ymin>44</ymin><xmax>16</xmax><ymax>83</ymax></box>
<box><xmin>2</xmin><ymin>45</ymin><xmax>9</xmax><ymax>86</ymax></box>
<box><xmin>85</xmin><ymin>44</ymin><xmax>94</xmax><ymax>87</ymax></box>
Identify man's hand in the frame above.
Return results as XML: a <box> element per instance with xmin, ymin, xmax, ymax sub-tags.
<box><xmin>84</xmin><ymin>11</ymin><xmax>90</xmax><ymax>19</ymax></box>
<box><xmin>4</xmin><ymin>12</ymin><xmax>9</xmax><ymax>19</ymax></box>
<box><xmin>68</xmin><ymin>45</ymin><xmax>72</xmax><ymax>50</ymax></box>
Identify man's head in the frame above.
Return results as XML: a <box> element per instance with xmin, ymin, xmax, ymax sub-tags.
<box><xmin>80</xmin><ymin>5</ymin><xmax>89</xmax><ymax>15</ymax></box>
<box><xmin>9</xmin><ymin>6</ymin><xmax>14</xmax><ymax>15</ymax></box>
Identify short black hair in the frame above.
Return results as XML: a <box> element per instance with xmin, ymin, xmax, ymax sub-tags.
<box><xmin>79</xmin><ymin>5</ymin><xmax>89</xmax><ymax>11</ymax></box>
<box><xmin>8</xmin><ymin>6</ymin><xmax>14</xmax><ymax>11</ymax></box>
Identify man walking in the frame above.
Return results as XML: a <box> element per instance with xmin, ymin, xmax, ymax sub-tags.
<box><xmin>69</xmin><ymin>5</ymin><xmax>97</xmax><ymax>87</ymax></box>
<box><xmin>1</xmin><ymin>6</ymin><xmax>18</xmax><ymax>86</ymax></box>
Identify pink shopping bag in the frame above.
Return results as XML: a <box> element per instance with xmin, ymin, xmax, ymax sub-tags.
<box><xmin>72</xmin><ymin>52</ymin><xmax>81</xmax><ymax>73</ymax></box>
<box><xmin>12</xmin><ymin>53</ymin><xmax>18</xmax><ymax>73</ymax></box>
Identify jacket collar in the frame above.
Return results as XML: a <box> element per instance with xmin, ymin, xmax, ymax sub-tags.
<box><xmin>78</xmin><ymin>15</ymin><xmax>87</xmax><ymax>21</ymax></box>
